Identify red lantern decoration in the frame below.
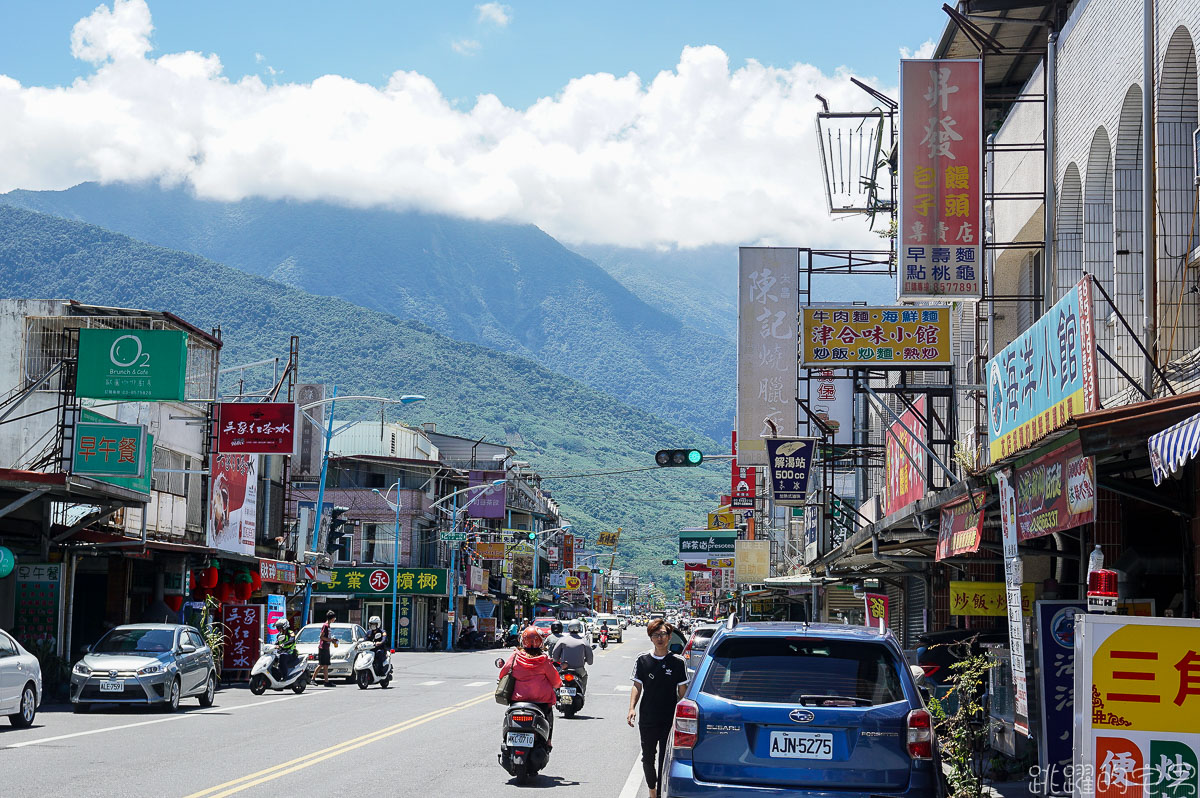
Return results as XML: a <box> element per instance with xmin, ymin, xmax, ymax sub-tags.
<box><xmin>164</xmin><ymin>595</ymin><xmax>184</xmax><ymax>612</ymax></box>
<box><xmin>200</xmin><ymin>566</ymin><xmax>219</xmax><ymax>589</ymax></box>
<box><xmin>216</xmin><ymin>582</ymin><xmax>235</xmax><ymax>603</ymax></box>
<box><xmin>249</xmin><ymin>569</ymin><xmax>262</xmax><ymax>592</ymax></box>
<box><xmin>235</xmin><ymin>581</ymin><xmax>253</xmax><ymax>601</ymax></box>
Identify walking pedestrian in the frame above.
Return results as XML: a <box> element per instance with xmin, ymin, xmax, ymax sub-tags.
<box><xmin>314</xmin><ymin>610</ymin><xmax>338</xmax><ymax>686</ymax></box>
<box><xmin>626</xmin><ymin>618</ymin><xmax>687</xmax><ymax>798</ymax></box>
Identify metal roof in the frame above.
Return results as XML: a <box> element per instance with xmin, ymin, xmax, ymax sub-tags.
<box><xmin>933</xmin><ymin>1</ymin><xmax>1070</xmax><ymax>95</ymax></box>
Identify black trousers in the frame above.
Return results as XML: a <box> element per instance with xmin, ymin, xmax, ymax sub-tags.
<box><xmin>534</xmin><ymin>702</ymin><xmax>554</xmax><ymax>742</ymax></box>
<box><xmin>639</xmin><ymin>722</ymin><xmax>671</xmax><ymax>790</ymax></box>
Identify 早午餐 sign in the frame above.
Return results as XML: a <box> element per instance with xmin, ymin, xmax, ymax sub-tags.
<box><xmin>898</xmin><ymin>59</ymin><xmax>983</xmax><ymax>299</ymax></box>
<box><xmin>70</xmin><ymin>420</ymin><xmax>147</xmax><ymax>479</ymax></box>
<box><xmin>1016</xmin><ymin>438</ymin><xmax>1095</xmax><ymax>541</ymax></box>
<box><xmin>75</xmin><ymin>328</ymin><xmax>189</xmax><ymax>401</ymax></box>
<box><xmin>988</xmin><ymin>276</ymin><xmax>1098</xmax><ymax>461</ymax></box>
<box><xmin>936</xmin><ymin>491</ymin><xmax>986</xmax><ymax>561</ymax></box>
<box><xmin>801</xmin><ymin>306</ymin><xmax>952</xmax><ymax>367</ymax></box>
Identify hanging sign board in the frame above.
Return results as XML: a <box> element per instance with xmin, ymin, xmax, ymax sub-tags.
<box><xmin>764</xmin><ymin>437</ymin><xmax>818</xmax><ymax>506</ymax></box>
<box><xmin>1016</xmin><ymin>438</ymin><xmax>1095</xmax><ymax>540</ymax></box>
<box><xmin>884</xmin><ymin>396</ymin><xmax>928</xmax><ymax>516</ymax></box>
<box><xmin>70</xmin><ymin>421</ymin><xmax>147</xmax><ymax>479</ymax></box>
<box><xmin>800</xmin><ymin>306</ymin><xmax>952</xmax><ymax>367</ymax></box>
<box><xmin>997</xmin><ymin>469</ymin><xmax>1031</xmax><ymax>737</ymax></box>
<box><xmin>730</xmin><ymin>463</ymin><xmax>756</xmax><ymax>509</ymax></box>
<box><xmin>679</xmin><ymin>529</ymin><xmax>737</xmax><ymax>561</ymax></box>
<box><xmin>1035</xmin><ymin>600</ymin><xmax>1086</xmax><ymax>797</ymax></box>
<box><xmin>936</xmin><ymin>491</ymin><xmax>986</xmax><ymax>561</ymax></box>
<box><xmin>733</xmin><ymin>539</ymin><xmax>770</xmax><ymax>583</ymax></box>
<box><xmin>807</xmin><ymin>368</ymin><xmax>853</xmax><ymax>445</ymax></box>
<box><xmin>216</xmin><ymin>402</ymin><xmax>298</xmax><ymax>455</ymax></box>
<box><xmin>75</xmin><ymin>328</ymin><xmax>189</xmax><ymax>401</ymax></box>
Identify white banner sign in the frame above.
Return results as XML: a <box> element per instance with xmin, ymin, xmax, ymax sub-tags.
<box><xmin>997</xmin><ymin>470</ymin><xmax>1030</xmax><ymax>736</ymax></box>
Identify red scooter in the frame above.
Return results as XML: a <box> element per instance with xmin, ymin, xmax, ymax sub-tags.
<box><xmin>599</xmin><ymin>627</ymin><xmax>609</xmax><ymax>649</ymax></box>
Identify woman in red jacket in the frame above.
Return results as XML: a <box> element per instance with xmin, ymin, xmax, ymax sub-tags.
<box><xmin>499</xmin><ymin>627</ymin><xmax>563</xmax><ymax>744</ymax></box>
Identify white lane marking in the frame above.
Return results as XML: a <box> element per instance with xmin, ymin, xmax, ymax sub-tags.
<box><xmin>465</xmin><ymin>681</ymin><xmax>489</xmax><ymax>687</ymax></box>
<box><xmin>418</xmin><ymin>680</ymin><xmax>444</xmax><ymax>686</ymax></box>
<box><xmin>614</xmin><ymin>685</ymin><xmax>632</xmax><ymax>692</ymax></box>
<box><xmin>6</xmin><ymin>693</ymin><xmax>310</xmax><ymax>749</ymax></box>
<box><xmin>622</xmin><ymin>655</ymin><xmax>633</xmax><ymax>659</ymax></box>
<box><xmin>618</xmin><ymin>749</ymin><xmax>644</xmax><ymax>798</ymax></box>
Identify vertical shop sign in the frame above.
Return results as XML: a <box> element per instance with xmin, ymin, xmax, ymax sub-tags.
<box><xmin>764</xmin><ymin>437</ymin><xmax>818</xmax><ymax>506</ymax></box>
<box><xmin>563</xmin><ymin>534</ymin><xmax>575</xmax><ymax>571</ymax></box>
<box><xmin>936</xmin><ymin>491</ymin><xmax>987</xmax><ymax>560</ymax></box>
<box><xmin>466</xmin><ymin>471</ymin><xmax>506</xmax><ymax>519</ymax></box>
<box><xmin>898</xmin><ymin>59</ymin><xmax>983</xmax><ymax>299</ymax></box>
<box><xmin>265</xmin><ymin>594</ymin><xmax>286</xmax><ymax>644</ymax></box>
<box><xmin>14</xmin><ymin>563</ymin><xmax>61</xmax><ymax>646</ymax></box>
<box><xmin>864</xmin><ymin>593</ymin><xmax>889</xmax><ymax>629</ymax></box>
<box><xmin>207</xmin><ymin>453</ymin><xmax>258</xmax><ymax>556</ymax></box>
<box><xmin>884</xmin><ymin>395</ymin><xmax>927</xmax><ymax>516</ymax></box>
<box><xmin>1035</xmin><ymin>600</ymin><xmax>1086</xmax><ymax>796</ymax></box>
<box><xmin>738</xmin><ymin>247</ymin><xmax>799</xmax><ymax>465</ymax></box>
<box><xmin>997</xmin><ymin>470</ymin><xmax>1031</xmax><ymax>736</ymax></box>
<box><xmin>731</xmin><ymin>462</ymin><xmax>756</xmax><ymax>509</ymax></box>
<box><xmin>1016</xmin><ymin>438</ymin><xmax>1096</xmax><ymax>540</ymax></box>
<box><xmin>221</xmin><ymin>604</ymin><xmax>261</xmax><ymax>672</ymax></box>
<box><xmin>395</xmin><ymin>595</ymin><xmax>413</xmax><ymax>649</ymax></box>
<box><xmin>807</xmin><ymin>368</ymin><xmax>853</xmax><ymax>444</ymax></box>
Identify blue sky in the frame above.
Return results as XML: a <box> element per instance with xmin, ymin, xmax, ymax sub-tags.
<box><xmin>0</xmin><ymin>1</ymin><xmax>944</xmax><ymax>108</ymax></box>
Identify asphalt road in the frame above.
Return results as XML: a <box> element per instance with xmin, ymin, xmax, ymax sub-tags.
<box><xmin>2</xmin><ymin>640</ymin><xmax>656</xmax><ymax>798</ymax></box>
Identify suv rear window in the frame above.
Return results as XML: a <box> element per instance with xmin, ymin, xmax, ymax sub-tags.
<box><xmin>700</xmin><ymin>637</ymin><xmax>905</xmax><ymax>706</ymax></box>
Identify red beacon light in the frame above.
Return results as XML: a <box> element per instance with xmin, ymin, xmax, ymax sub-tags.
<box><xmin>1087</xmin><ymin>569</ymin><xmax>1119</xmax><ymax>613</ymax></box>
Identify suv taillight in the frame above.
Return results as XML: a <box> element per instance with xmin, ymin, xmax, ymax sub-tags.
<box><xmin>673</xmin><ymin>699</ymin><xmax>698</xmax><ymax>748</ymax></box>
<box><xmin>682</xmin><ymin>639</ymin><xmax>693</xmax><ymax>657</ymax></box>
<box><xmin>906</xmin><ymin>708</ymin><xmax>933</xmax><ymax>759</ymax></box>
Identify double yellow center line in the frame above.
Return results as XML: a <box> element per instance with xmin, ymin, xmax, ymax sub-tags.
<box><xmin>183</xmin><ymin>691</ymin><xmax>494</xmax><ymax>798</ymax></box>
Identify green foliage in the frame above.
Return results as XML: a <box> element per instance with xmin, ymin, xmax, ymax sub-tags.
<box><xmin>0</xmin><ymin>204</ymin><xmax>718</xmax><ymax>588</ymax></box>
<box><xmin>926</xmin><ymin>644</ymin><xmax>998</xmax><ymax>798</ymax></box>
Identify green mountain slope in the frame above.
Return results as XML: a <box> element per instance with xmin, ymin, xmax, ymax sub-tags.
<box><xmin>1</xmin><ymin>184</ymin><xmax>735</xmax><ymax>442</ymax></box>
<box><xmin>0</xmin><ymin>204</ymin><xmax>725</xmax><ymax>589</ymax></box>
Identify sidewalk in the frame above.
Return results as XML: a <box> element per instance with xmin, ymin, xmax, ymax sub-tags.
<box><xmin>982</xmin><ymin>779</ymin><xmax>1031</xmax><ymax>798</ymax></box>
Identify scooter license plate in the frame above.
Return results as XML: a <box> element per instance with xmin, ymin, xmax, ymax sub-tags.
<box><xmin>563</xmin><ymin>687</ymin><xmax>577</xmax><ymax>696</ymax></box>
<box><xmin>506</xmin><ymin>732</ymin><xmax>535</xmax><ymax>747</ymax></box>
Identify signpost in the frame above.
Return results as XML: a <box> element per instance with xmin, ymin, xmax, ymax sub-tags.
<box><xmin>216</xmin><ymin>402</ymin><xmax>298</xmax><ymax>454</ymax></box>
<box><xmin>75</xmin><ymin>328</ymin><xmax>189</xmax><ymax>401</ymax></box>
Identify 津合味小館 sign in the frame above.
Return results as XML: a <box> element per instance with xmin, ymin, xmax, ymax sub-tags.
<box><xmin>801</xmin><ymin>307</ymin><xmax>952</xmax><ymax>367</ymax></box>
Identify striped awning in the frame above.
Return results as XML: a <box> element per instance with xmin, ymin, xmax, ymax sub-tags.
<box><xmin>1148</xmin><ymin>411</ymin><xmax>1200</xmax><ymax>486</ymax></box>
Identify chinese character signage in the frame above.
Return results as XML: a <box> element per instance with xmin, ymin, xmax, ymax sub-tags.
<box><xmin>885</xmin><ymin>396</ymin><xmax>927</xmax><ymax>516</ymax></box>
<box><xmin>988</xmin><ymin>275</ymin><xmax>1098</xmax><ymax>461</ymax></box>
<box><xmin>265</xmin><ymin>594</ymin><xmax>286</xmax><ymax>644</ymax></box>
<box><xmin>1016</xmin><ymin>438</ymin><xmax>1095</xmax><ymax>541</ymax></box>
<box><xmin>734</xmin><ymin>539</ymin><xmax>770</xmax><ymax>583</ymax></box>
<box><xmin>312</xmin><ymin>567</ymin><xmax>448</xmax><ymax>596</ymax></box>
<box><xmin>864</xmin><ymin>593</ymin><xmax>889</xmax><ymax>629</ymax></box>
<box><xmin>708</xmin><ymin>509</ymin><xmax>738</xmax><ymax>530</ymax></box>
<box><xmin>260</xmin><ymin>559</ymin><xmax>297</xmax><ymax>584</ymax></box>
<box><xmin>731</xmin><ymin>463</ymin><xmax>756</xmax><ymax>509</ymax></box>
<box><xmin>738</xmin><ymin>247</ymin><xmax>799</xmax><ymax>465</ymax></box>
<box><xmin>936</xmin><ymin>491</ymin><xmax>986</xmax><ymax>561</ymax></box>
<box><xmin>807</xmin><ymin>368</ymin><xmax>853</xmax><ymax>444</ymax></box>
<box><xmin>207</xmin><ymin>453</ymin><xmax>258</xmax><ymax>556</ymax></box>
<box><xmin>221</xmin><ymin>604</ymin><xmax>261</xmax><ymax>672</ymax></box>
<box><xmin>75</xmin><ymin>328</ymin><xmax>189</xmax><ymax>401</ymax></box>
<box><xmin>14</xmin><ymin>563</ymin><xmax>61</xmax><ymax>646</ymax></box>
<box><xmin>70</xmin><ymin>421</ymin><xmax>147</xmax><ymax>479</ymax></box>
<box><xmin>563</xmin><ymin>534</ymin><xmax>574</xmax><ymax>571</ymax></box>
<box><xmin>1074</xmin><ymin>615</ymin><xmax>1200</xmax><ymax>798</ymax></box>
<box><xmin>949</xmin><ymin>581</ymin><xmax>1035</xmax><ymax>617</ymax></box>
<box><xmin>1035</xmin><ymin>600</ymin><xmax>1086</xmax><ymax>797</ymax></box>
<box><xmin>78</xmin><ymin>409</ymin><xmax>153</xmax><ymax>495</ymax></box>
<box><xmin>764</xmin><ymin>437</ymin><xmax>817</xmax><ymax>506</ymax></box>
<box><xmin>801</xmin><ymin>306</ymin><xmax>952</xmax><ymax>367</ymax></box>
<box><xmin>216</xmin><ymin>402</ymin><xmax>297</xmax><ymax>455</ymax></box>
<box><xmin>474</xmin><ymin>542</ymin><xmax>506</xmax><ymax>560</ymax></box>
<box><xmin>679</xmin><ymin>529</ymin><xmax>737</xmax><ymax>560</ymax></box>
<box><xmin>466</xmin><ymin>470</ymin><xmax>506</xmax><ymax>519</ymax></box>
<box><xmin>998</xmin><ymin>469</ymin><xmax>1031</xmax><ymax>736</ymax></box>
<box><xmin>899</xmin><ymin>59</ymin><xmax>983</xmax><ymax>299</ymax></box>
<box><xmin>804</xmin><ymin>497</ymin><xmax>820</xmax><ymax>564</ymax></box>
<box><xmin>597</xmin><ymin>530</ymin><xmax>620</xmax><ymax>547</ymax></box>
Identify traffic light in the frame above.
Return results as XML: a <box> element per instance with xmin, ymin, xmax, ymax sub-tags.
<box><xmin>325</xmin><ymin>506</ymin><xmax>351</xmax><ymax>553</ymax></box>
<box><xmin>527</xmin><ymin>531</ymin><xmax>537</xmax><ymax>541</ymax></box>
<box><xmin>595</xmin><ymin>568</ymin><xmax>605</xmax><ymax>575</ymax></box>
<box><xmin>661</xmin><ymin>558</ymin><xmax>680</xmax><ymax>566</ymax></box>
<box><xmin>655</xmin><ymin>449</ymin><xmax>703</xmax><ymax>467</ymax></box>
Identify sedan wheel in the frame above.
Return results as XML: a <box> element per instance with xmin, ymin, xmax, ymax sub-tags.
<box><xmin>161</xmin><ymin>678</ymin><xmax>181</xmax><ymax>712</ymax></box>
<box><xmin>9</xmin><ymin>685</ymin><xmax>36</xmax><ymax>728</ymax></box>
<box><xmin>198</xmin><ymin>674</ymin><xmax>216</xmax><ymax>707</ymax></box>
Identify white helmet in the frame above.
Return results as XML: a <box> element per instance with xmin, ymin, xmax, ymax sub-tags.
<box><xmin>368</xmin><ymin>615</ymin><xmax>381</xmax><ymax>629</ymax></box>
<box><xmin>567</xmin><ymin>620</ymin><xmax>583</xmax><ymax>635</ymax></box>
<box><xmin>274</xmin><ymin>618</ymin><xmax>289</xmax><ymax>633</ymax></box>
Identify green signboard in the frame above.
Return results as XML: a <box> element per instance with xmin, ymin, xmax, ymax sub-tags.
<box><xmin>71</xmin><ymin>420</ymin><xmax>147</xmax><ymax>479</ymax></box>
<box><xmin>76</xmin><ymin>328</ymin><xmax>189</xmax><ymax>401</ymax></box>
<box><xmin>440</xmin><ymin>531</ymin><xmax>467</xmax><ymax>542</ymax></box>
<box><xmin>312</xmin><ymin>567</ymin><xmax>448</xmax><ymax>597</ymax></box>
<box><xmin>79</xmin><ymin>409</ymin><xmax>153</xmax><ymax>495</ymax></box>
<box><xmin>679</xmin><ymin>529</ymin><xmax>737</xmax><ymax>556</ymax></box>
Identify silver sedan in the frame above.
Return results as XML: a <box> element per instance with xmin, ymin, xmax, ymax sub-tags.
<box><xmin>70</xmin><ymin>624</ymin><xmax>217</xmax><ymax>712</ymax></box>
<box><xmin>0</xmin><ymin>628</ymin><xmax>42</xmax><ymax>728</ymax></box>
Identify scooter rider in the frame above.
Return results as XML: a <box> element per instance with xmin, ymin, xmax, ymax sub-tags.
<box><xmin>273</xmin><ymin>619</ymin><xmax>299</xmax><ymax>679</ymax></box>
<box><xmin>545</xmin><ymin>621</ymin><xmax>564</xmax><ymax>654</ymax></box>
<box><xmin>498</xmin><ymin>627</ymin><xmax>562</xmax><ymax>746</ymax></box>
<box><xmin>550</xmin><ymin>620</ymin><xmax>593</xmax><ymax>693</ymax></box>
<box><xmin>365</xmin><ymin>615</ymin><xmax>388</xmax><ymax>676</ymax></box>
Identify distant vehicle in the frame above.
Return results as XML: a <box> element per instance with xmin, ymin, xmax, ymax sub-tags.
<box><xmin>296</xmin><ymin>622</ymin><xmax>367</xmax><ymax>682</ymax></box>
<box><xmin>681</xmin><ymin>623</ymin><xmax>720</xmax><ymax>679</ymax></box>
<box><xmin>593</xmin><ymin>614</ymin><xmax>623</xmax><ymax>643</ymax></box>
<box><xmin>0</xmin><ymin>628</ymin><xmax>42</xmax><ymax>727</ymax></box>
<box><xmin>665</xmin><ymin>620</ymin><xmax>937</xmax><ymax>797</ymax></box>
<box><xmin>531</xmin><ymin>618</ymin><xmax>558</xmax><ymax>639</ymax></box>
<box><xmin>70</xmin><ymin>624</ymin><xmax>216</xmax><ymax>713</ymax></box>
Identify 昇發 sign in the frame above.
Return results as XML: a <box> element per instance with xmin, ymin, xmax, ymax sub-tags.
<box><xmin>898</xmin><ymin>59</ymin><xmax>983</xmax><ymax>299</ymax></box>
<box><xmin>801</xmin><ymin>306</ymin><xmax>952</xmax><ymax>367</ymax></box>
<box><xmin>1016</xmin><ymin>437</ymin><xmax>1095</xmax><ymax>541</ymax></box>
<box><xmin>988</xmin><ymin>275</ymin><xmax>1098</xmax><ymax>461</ymax></box>
<box><xmin>75</xmin><ymin>328</ymin><xmax>189</xmax><ymax>401</ymax></box>
<box><xmin>936</xmin><ymin>491</ymin><xmax>986</xmax><ymax>561</ymax></box>
<box><xmin>1074</xmin><ymin>614</ymin><xmax>1200</xmax><ymax>798</ymax></box>
<box><xmin>949</xmin><ymin>580</ymin><xmax>1034</xmax><ymax>617</ymax></box>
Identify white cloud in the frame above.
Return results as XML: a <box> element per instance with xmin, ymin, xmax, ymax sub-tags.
<box><xmin>899</xmin><ymin>39</ymin><xmax>936</xmax><ymax>60</ymax></box>
<box><xmin>1</xmin><ymin>1</ymin><xmax>889</xmax><ymax>250</ymax></box>
<box><xmin>451</xmin><ymin>38</ymin><xmax>481</xmax><ymax>56</ymax></box>
<box><xmin>476</xmin><ymin>3</ymin><xmax>511</xmax><ymax>27</ymax></box>
<box><xmin>254</xmin><ymin>52</ymin><xmax>265</xmax><ymax>63</ymax></box>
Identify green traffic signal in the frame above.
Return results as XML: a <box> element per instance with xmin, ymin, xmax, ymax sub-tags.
<box><xmin>655</xmin><ymin>449</ymin><xmax>704</xmax><ymax>467</ymax></box>
<box><xmin>527</xmin><ymin>531</ymin><xmax>537</xmax><ymax>540</ymax></box>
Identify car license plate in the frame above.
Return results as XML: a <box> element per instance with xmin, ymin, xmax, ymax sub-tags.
<box><xmin>506</xmin><ymin>732</ymin><xmax>535</xmax><ymax>747</ymax></box>
<box><xmin>768</xmin><ymin>731</ymin><xmax>833</xmax><ymax>759</ymax></box>
<box><xmin>563</xmin><ymin>687</ymin><xmax>577</xmax><ymax>696</ymax></box>
<box><xmin>99</xmin><ymin>680</ymin><xmax>124</xmax><ymax>693</ymax></box>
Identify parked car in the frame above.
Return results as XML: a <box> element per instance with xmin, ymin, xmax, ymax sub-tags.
<box><xmin>664</xmin><ymin>620</ymin><xmax>938</xmax><ymax>797</ymax></box>
<box><xmin>593</xmin><ymin>614</ymin><xmax>623</xmax><ymax>643</ymax></box>
<box><xmin>70</xmin><ymin>624</ymin><xmax>216</xmax><ymax>713</ymax></box>
<box><xmin>0</xmin><ymin>628</ymin><xmax>42</xmax><ymax>728</ymax></box>
<box><xmin>914</xmin><ymin>628</ymin><xmax>1005</xmax><ymax>713</ymax></box>
<box><xmin>681</xmin><ymin>623</ymin><xmax>720</xmax><ymax>679</ymax></box>
<box><xmin>296</xmin><ymin>622</ymin><xmax>367</xmax><ymax>681</ymax></box>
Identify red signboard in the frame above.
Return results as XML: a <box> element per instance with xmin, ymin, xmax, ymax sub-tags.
<box><xmin>884</xmin><ymin>396</ymin><xmax>927</xmax><ymax>516</ymax></box>
<box><xmin>563</xmin><ymin>534</ymin><xmax>575</xmax><ymax>571</ymax></box>
<box><xmin>216</xmin><ymin>402</ymin><xmax>297</xmax><ymax>455</ymax></box>
<box><xmin>1016</xmin><ymin>438</ymin><xmax>1095</xmax><ymax>541</ymax></box>
<box><xmin>221</xmin><ymin>603</ymin><xmax>261</xmax><ymax>672</ymax></box>
<box><xmin>899</xmin><ymin>59</ymin><xmax>983</xmax><ymax>299</ymax></box>
<box><xmin>731</xmin><ymin>463</ymin><xmax>756</xmax><ymax>510</ymax></box>
<box><xmin>259</xmin><ymin>559</ymin><xmax>298</xmax><ymax>584</ymax></box>
<box><xmin>864</xmin><ymin>593</ymin><xmax>889</xmax><ymax>628</ymax></box>
<box><xmin>937</xmin><ymin>491</ymin><xmax>987</xmax><ymax>561</ymax></box>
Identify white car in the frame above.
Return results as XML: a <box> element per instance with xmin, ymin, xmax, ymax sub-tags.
<box><xmin>296</xmin><ymin>623</ymin><xmax>368</xmax><ymax>682</ymax></box>
<box><xmin>0</xmin><ymin>629</ymin><xmax>42</xmax><ymax>727</ymax></box>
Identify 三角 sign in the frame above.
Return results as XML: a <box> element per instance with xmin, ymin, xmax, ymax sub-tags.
<box><xmin>801</xmin><ymin>306</ymin><xmax>952</xmax><ymax>367</ymax></box>
<box><xmin>75</xmin><ymin>328</ymin><xmax>189</xmax><ymax>401</ymax></box>
<box><xmin>70</xmin><ymin>420</ymin><xmax>147</xmax><ymax>479</ymax></box>
<box><xmin>898</xmin><ymin>59</ymin><xmax>984</xmax><ymax>299</ymax></box>
<box><xmin>1016</xmin><ymin>437</ymin><xmax>1095</xmax><ymax>540</ymax></box>
<box><xmin>988</xmin><ymin>275</ymin><xmax>1098</xmax><ymax>461</ymax></box>
<box><xmin>312</xmin><ymin>567</ymin><xmax>447</xmax><ymax>597</ymax></box>
<box><xmin>764</xmin><ymin>437</ymin><xmax>817</xmax><ymax>506</ymax></box>
<box><xmin>936</xmin><ymin>491</ymin><xmax>986</xmax><ymax>561</ymax></box>
<box><xmin>216</xmin><ymin>402</ymin><xmax>297</xmax><ymax>455</ymax></box>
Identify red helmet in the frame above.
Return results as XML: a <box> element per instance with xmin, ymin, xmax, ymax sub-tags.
<box><xmin>520</xmin><ymin>627</ymin><xmax>544</xmax><ymax>649</ymax></box>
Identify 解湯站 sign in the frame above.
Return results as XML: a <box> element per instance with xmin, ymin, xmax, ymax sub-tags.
<box><xmin>764</xmin><ymin>437</ymin><xmax>817</xmax><ymax>506</ymax></box>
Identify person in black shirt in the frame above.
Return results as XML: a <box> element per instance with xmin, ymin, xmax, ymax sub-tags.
<box><xmin>365</xmin><ymin>615</ymin><xmax>388</xmax><ymax>675</ymax></box>
<box><xmin>626</xmin><ymin>618</ymin><xmax>688</xmax><ymax>798</ymax></box>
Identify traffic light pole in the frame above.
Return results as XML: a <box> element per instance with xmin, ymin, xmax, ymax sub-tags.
<box><xmin>301</xmin><ymin>385</ymin><xmax>338</xmax><ymax>626</ymax></box>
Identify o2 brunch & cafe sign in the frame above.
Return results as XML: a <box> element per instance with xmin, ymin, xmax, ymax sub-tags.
<box><xmin>76</xmin><ymin>328</ymin><xmax>189</xmax><ymax>401</ymax></box>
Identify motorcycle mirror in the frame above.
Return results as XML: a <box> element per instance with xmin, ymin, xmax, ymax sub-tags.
<box><xmin>591</xmin><ymin>644</ymin><xmax>597</xmax><ymax>650</ymax></box>
<box><xmin>495</xmin><ymin>657</ymin><xmax>505</xmax><ymax>668</ymax></box>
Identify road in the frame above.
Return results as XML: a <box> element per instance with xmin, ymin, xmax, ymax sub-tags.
<box><xmin>2</xmin><ymin>640</ymin><xmax>654</xmax><ymax>797</ymax></box>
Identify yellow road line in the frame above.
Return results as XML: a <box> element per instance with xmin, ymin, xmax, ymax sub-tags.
<box><xmin>183</xmin><ymin>692</ymin><xmax>493</xmax><ymax>798</ymax></box>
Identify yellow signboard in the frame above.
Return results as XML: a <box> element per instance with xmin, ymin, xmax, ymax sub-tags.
<box><xmin>708</xmin><ymin>510</ymin><xmax>738</xmax><ymax>530</ymax></box>
<box><xmin>800</xmin><ymin>306</ymin><xmax>952</xmax><ymax>367</ymax></box>
<box><xmin>474</xmin><ymin>542</ymin><xmax>506</xmax><ymax>560</ymax></box>
<box><xmin>949</xmin><ymin>580</ymin><xmax>1034</xmax><ymax>617</ymax></box>
<box><xmin>597</xmin><ymin>530</ymin><xmax>620</xmax><ymax>547</ymax></box>
<box><xmin>564</xmin><ymin>576</ymin><xmax>581</xmax><ymax>591</ymax></box>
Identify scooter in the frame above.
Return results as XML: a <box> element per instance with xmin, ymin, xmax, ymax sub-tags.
<box><xmin>249</xmin><ymin>643</ymin><xmax>309</xmax><ymax>695</ymax></box>
<box><xmin>556</xmin><ymin>664</ymin><xmax>586</xmax><ymax>718</ymax></box>
<box><xmin>598</xmin><ymin>629</ymin><xmax>609</xmax><ymax>650</ymax></box>
<box><xmin>426</xmin><ymin>623</ymin><xmax>442</xmax><ymax>651</ymax></box>
<box><xmin>495</xmin><ymin>657</ymin><xmax>554</xmax><ymax>784</ymax></box>
<box><xmin>354</xmin><ymin>642</ymin><xmax>393</xmax><ymax>689</ymax></box>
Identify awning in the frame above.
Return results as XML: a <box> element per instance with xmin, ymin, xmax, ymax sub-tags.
<box><xmin>1148</xmin><ymin>411</ymin><xmax>1200</xmax><ymax>486</ymax></box>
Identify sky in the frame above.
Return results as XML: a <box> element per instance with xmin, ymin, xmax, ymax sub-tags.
<box><xmin>0</xmin><ymin>1</ymin><xmax>945</xmax><ymax>250</ymax></box>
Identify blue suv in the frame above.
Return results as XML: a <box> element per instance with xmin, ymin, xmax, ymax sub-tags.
<box><xmin>664</xmin><ymin>620</ymin><xmax>938</xmax><ymax>797</ymax></box>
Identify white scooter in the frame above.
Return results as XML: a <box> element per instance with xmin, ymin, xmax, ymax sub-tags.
<box><xmin>354</xmin><ymin>642</ymin><xmax>393</xmax><ymax>689</ymax></box>
<box><xmin>250</xmin><ymin>643</ymin><xmax>309</xmax><ymax>695</ymax></box>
